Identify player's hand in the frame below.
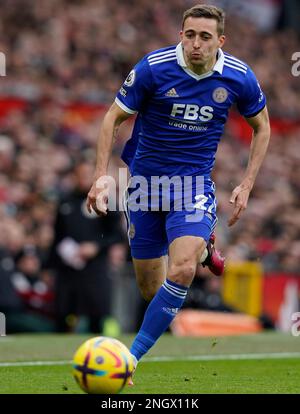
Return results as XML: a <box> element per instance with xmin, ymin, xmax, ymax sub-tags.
<box><xmin>228</xmin><ymin>183</ymin><xmax>252</xmax><ymax>227</ymax></box>
<box><xmin>86</xmin><ymin>177</ymin><xmax>109</xmax><ymax>216</ymax></box>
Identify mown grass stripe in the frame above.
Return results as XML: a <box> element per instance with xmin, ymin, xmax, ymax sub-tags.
<box><xmin>1</xmin><ymin>352</ymin><xmax>300</xmax><ymax>367</ymax></box>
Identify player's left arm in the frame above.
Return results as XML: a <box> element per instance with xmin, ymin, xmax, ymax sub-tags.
<box><xmin>228</xmin><ymin>106</ymin><xmax>270</xmax><ymax>227</ymax></box>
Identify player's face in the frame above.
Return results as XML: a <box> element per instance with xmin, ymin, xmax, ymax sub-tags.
<box><xmin>180</xmin><ymin>17</ymin><xmax>225</xmax><ymax>71</ymax></box>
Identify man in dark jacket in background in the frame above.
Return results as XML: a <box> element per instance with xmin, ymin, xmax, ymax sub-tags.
<box><xmin>48</xmin><ymin>161</ymin><xmax>126</xmax><ymax>333</ymax></box>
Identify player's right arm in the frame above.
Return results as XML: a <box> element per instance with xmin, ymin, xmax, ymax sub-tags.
<box><xmin>87</xmin><ymin>57</ymin><xmax>153</xmax><ymax>216</ymax></box>
<box><xmin>86</xmin><ymin>102</ymin><xmax>132</xmax><ymax>216</ymax></box>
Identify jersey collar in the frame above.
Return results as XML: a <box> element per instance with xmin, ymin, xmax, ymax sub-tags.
<box><xmin>176</xmin><ymin>42</ymin><xmax>224</xmax><ymax>80</ymax></box>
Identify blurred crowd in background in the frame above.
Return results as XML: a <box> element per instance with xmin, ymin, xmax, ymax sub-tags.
<box><xmin>0</xmin><ymin>0</ymin><xmax>299</xmax><ymax>333</ymax></box>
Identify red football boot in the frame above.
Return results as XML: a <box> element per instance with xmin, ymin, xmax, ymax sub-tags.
<box><xmin>202</xmin><ymin>233</ymin><xmax>225</xmax><ymax>276</ymax></box>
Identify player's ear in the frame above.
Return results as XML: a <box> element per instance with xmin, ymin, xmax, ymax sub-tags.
<box><xmin>218</xmin><ymin>35</ymin><xmax>226</xmax><ymax>48</ymax></box>
<box><xmin>179</xmin><ymin>30</ymin><xmax>183</xmax><ymax>41</ymax></box>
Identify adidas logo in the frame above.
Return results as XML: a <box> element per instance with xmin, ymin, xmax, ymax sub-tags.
<box><xmin>165</xmin><ymin>88</ymin><xmax>179</xmax><ymax>97</ymax></box>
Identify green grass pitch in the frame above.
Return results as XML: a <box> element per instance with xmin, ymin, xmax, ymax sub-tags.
<box><xmin>0</xmin><ymin>332</ymin><xmax>299</xmax><ymax>394</ymax></box>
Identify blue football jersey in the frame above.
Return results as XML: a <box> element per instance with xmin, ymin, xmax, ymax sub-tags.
<box><xmin>117</xmin><ymin>43</ymin><xmax>266</xmax><ymax>178</ymax></box>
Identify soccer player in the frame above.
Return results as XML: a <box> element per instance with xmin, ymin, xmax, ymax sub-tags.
<box><xmin>87</xmin><ymin>4</ymin><xmax>270</xmax><ymax>379</ymax></box>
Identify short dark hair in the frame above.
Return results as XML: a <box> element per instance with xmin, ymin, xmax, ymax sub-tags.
<box><xmin>182</xmin><ymin>4</ymin><xmax>225</xmax><ymax>36</ymax></box>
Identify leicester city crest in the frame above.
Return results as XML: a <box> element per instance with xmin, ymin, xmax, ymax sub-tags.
<box><xmin>212</xmin><ymin>87</ymin><xmax>228</xmax><ymax>103</ymax></box>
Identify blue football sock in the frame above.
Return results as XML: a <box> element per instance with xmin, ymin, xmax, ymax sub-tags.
<box><xmin>130</xmin><ymin>279</ymin><xmax>188</xmax><ymax>361</ymax></box>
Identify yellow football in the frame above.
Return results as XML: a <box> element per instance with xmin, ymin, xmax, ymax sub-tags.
<box><xmin>72</xmin><ymin>336</ymin><xmax>134</xmax><ymax>394</ymax></box>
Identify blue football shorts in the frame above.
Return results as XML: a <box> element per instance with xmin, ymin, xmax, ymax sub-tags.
<box><xmin>123</xmin><ymin>176</ymin><xmax>217</xmax><ymax>260</ymax></box>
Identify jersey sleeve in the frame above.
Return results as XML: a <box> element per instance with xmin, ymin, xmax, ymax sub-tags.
<box><xmin>115</xmin><ymin>57</ymin><xmax>154</xmax><ymax>114</ymax></box>
<box><xmin>236</xmin><ymin>67</ymin><xmax>266</xmax><ymax>118</ymax></box>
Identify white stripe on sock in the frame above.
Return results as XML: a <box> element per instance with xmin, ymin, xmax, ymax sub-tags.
<box><xmin>164</xmin><ymin>280</ymin><xmax>187</xmax><ymax>295</ymax></box>
<box><xmin>162</xmin><ymin>285</ymin><xmax>187</xmax><ymax>299</ymax></box>
<box><xmin>162</xmin><ymin>283</ymin><xmax>187</xmax><ymax>299</ymax></box>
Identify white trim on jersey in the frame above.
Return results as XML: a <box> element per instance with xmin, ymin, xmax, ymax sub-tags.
<box><xmin>223</xmin><ymin>62</ymin><xmax>247</xmax><ymax>74</ymax></box>
<box><xmin>149</xmin><ymin>56</ymin><xmax>177</xmax><ymax>66</ymax></box>
<box><xmin>148</xmin><ymin>50</ymin><xmax>176</xmax><ymax>63</ymax></box>
<box><xmin>224</xmin><ymin>57</ymin><xmax>247</xmax><ymax>71</ymax></box>
<box><xmin>182</xmin><ymin>67</ymin><xmax>214</xmax><ymax>81</ymax></box>
<box><xmin>224</xmin><ymin>53</ymin><xmax>247</xmax><ymax>68</ymax></box>
<box><xmin>115</xmin><ymin>97</ymin><xmax>137</xmax><ymax>114</ymax></box>
<box><xmin>214</xmin><ymin>49</ymin><xmax>225</xmax><ymax>74</ymax></box>
<box><xmin>175</xmin><ymin>42</ymin><xmax>225</xmax><ymax>78</ymax></box>
<box><xmin>147</xmin><ymin>48</ymin><xmax>176</xmax><ymax>60</ymax></box>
